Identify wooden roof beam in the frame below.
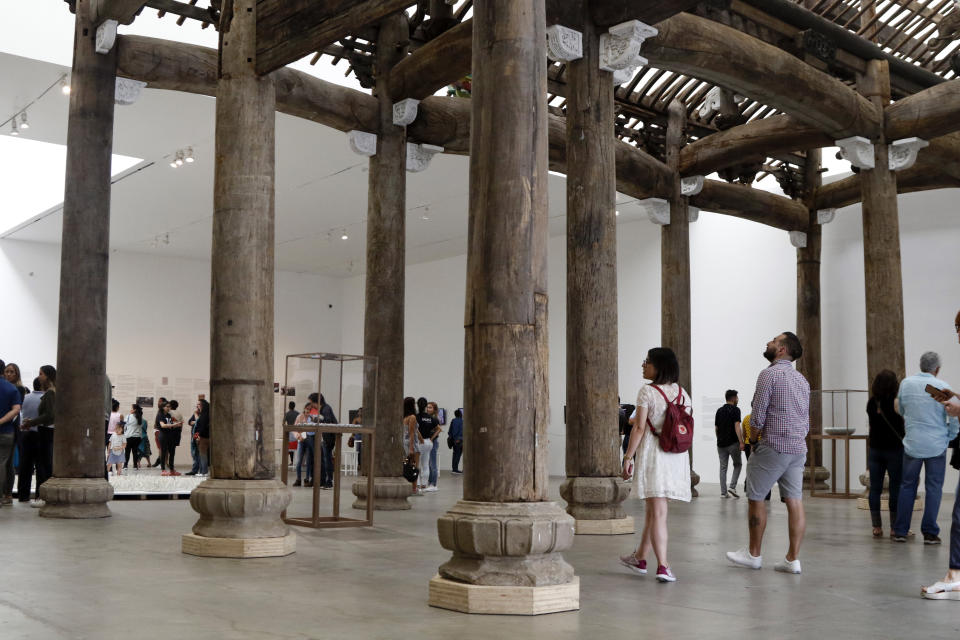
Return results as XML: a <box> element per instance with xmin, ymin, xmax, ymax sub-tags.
<box><xmin>255</xmin><ymin>0</ymin><xmax>413</xmax><ymax>75</ymax></box>
<box><xmin>886</xmin><ymin>79</ymin><xmax>960</xmax><ymax>142</ymax></box>
<box><xmin>588</xmin><ymin>0</ymin><xmax>703</xmax><ymax>29</ymax></box>
<box><xmin>815</xmin><ymin>165</ymin><xmax>960</xmax><ymax>210</ymax></box>
<box><xmin>115</xmin><ymin>34</ymin><xmax>807</xmax><ymax>233</ymax></box>
<box><xmin>387</xmin><ymin>19</ymin><xmax>471</xmax><ymax>102</ymax></box>
<box><xmin>680</xmin><ymin>114</ymin><xmax>832</xmax><ymax>176</ymax></box>
<box><xmin>642</xmin><ymin>12</ymin><xmax>882</xmax><ymax>139</ymax></box>
<box><xmin>91</xmin><ymin>0</ymin><xmax>146</xmax><ymax>25</ymax></box>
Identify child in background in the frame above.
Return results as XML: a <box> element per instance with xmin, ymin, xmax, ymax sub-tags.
<box><xmin>107</xmin><ymin>422</ymin><xmax>127</xmax><ymax>476</ymax></box>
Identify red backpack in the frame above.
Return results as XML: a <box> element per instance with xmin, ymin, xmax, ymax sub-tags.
<box><xmin>646</xmin><ymin>385</ymin><xmax>694</xmax><ymax>453</ymax></box>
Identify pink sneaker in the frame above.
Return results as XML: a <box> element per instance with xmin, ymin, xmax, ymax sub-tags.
<box><xmin>656</xmin><ymin>565</ymin><xmax>676</xmax><ymax>582</ymax></box>
<box><xmin>619</xmin><ymin>554</ymin><xmax>647</xmax><ymax>575</ymax></box>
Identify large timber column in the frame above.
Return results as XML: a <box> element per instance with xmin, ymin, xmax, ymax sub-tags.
<box><xmin>857</xmin><ymin>60</ymin><xmax>906</xmax><ymax>383</ymax></box>
<box><xmin>429</xmin><ymin>0</ymin><xmax>578</xmax><ymax>615</ymax></box>
<box><xmin>559</xmin><ymin>12</ymin><xmax>631</xmax><ymax>536</ymax></box>
<box><xmin>182</xmin><ymin>0</ymin><xmax>293</xmax><ymax>558</ymax></box>
<box><xmin>39</xmin><ymin>0</ymin><xmax>116</xmax><ymax>519</ymax></box>
<box><xmin>797</xmin><ymin>149</ymin><xmax>828</xmax><ymax>490</ymax></box>
<box><xmin>352</xmin><ymin>14</ymin><xmax>412</xmax><ymax>511</ymax></box>
<box><xmin>662</xmin><ymin>100</ymin><xmax>699</xmax><ymax>497</ymax></box>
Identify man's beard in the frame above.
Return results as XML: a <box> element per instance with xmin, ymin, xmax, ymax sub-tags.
<box><xmin>763</xmin><ymin>346</ymin><xmax>776</xmax><ymax>362</ymax></box>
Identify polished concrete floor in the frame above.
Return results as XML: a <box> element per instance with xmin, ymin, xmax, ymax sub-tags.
<box><xmin>2</xmin><ymin>471</ymin><xmax>958</xmax><ymax>640</ymax></box>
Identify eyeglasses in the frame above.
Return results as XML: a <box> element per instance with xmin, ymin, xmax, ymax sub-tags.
<box><xmin>642</xmin><ymin>359</ymin><xmax>650</xmax><ymax>366</ymax></box>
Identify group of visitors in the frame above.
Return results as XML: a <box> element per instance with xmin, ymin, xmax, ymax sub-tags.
<box><xmin>0</xmin><ymin>362</ymin><xmax>56</xmax><ymax>508</ymax></box>
<box><xmin>402</xmin><ymin>397</ymin><xmax>447</xmax><ymax>496</ymax></box>
<box><xmin>618</xmin><ymin>315</ymin><xmax>960</xmax><ymax>601</ymax></box>
<box><xmin>285</xmin><ymin>393</ymin><xmax>339</xmax><ymax>489</ymax></box>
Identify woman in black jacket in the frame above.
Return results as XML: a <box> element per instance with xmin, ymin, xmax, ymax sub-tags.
<box><xmin>194</xmin><ymin>399</ymin><xmax>210</xmax><ymax>477</ymax></box>
<box><xmin>866</xmin><ymin>369</ymin><xmax>905</xmax><ymax>538</ymax></box>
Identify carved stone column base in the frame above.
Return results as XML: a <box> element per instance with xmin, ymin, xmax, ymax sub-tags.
<box><xmin>803</xmin><ymin>465</ymin><xmax>830</xmax><ymax>490</ymax></box>
<box><xmin>428</xmin><ymin>574</ymin><xmax>579</xmax><ymax>615</ymax></box>
<box><xmin>181</xmin><ymin>532</ymin><xmax>296</xmax><ymax>558</ymax></box>
<box><xmin>187</xmin><ymin>478</ymin><xmax>291</xmax><ymax>540</ymax></box>
<box><xmin>39</xmin><ymin>477</ymin><xmax>113</xmax><ymax>519</ymax></box>
<box><xmin>559</xmin><ymin>476</ymin><xmax>631</xmax><ymax>526</ymax></box>
<box><xmin>574</xmin><ymin>516</ymin><xmax>635</xmax><ymax>535</ymax></box>
<box><xmin>437</xmin><ymin>500</ymin><xmax>576</xmax><ymax>587</ymax></box>
<box><xmin>351</xmin><ymin>476</ymin><xmax>412</xmax><ymax>510</ymax></box>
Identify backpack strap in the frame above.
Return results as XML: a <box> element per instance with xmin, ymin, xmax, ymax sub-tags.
<box><xmin>645</xmin><ymin>385</ymin><xmax>671</xmax><ymax>436</ymax></box>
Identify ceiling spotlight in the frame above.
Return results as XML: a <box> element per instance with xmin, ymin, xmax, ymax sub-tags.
<box><xmin>340</xmin><ymin>231</ymin><xmax>349</xmax><ymax>240</ymax></box>
<box><xmin>9</xmin><ymin>119</ymin><xmax>19</xmax><ymax>136</ymax></box>
<box><xmin>175</xmin><ymin>151</ymin><xmax>184</xmax><ymax>167</ymax></box>
<box><xmin>19</xmin><ymin>112</ymin><xmax>29</xmax><ymax>130</ymax></box>
<box><xmin>61</xmin><ymin>77</ymin><xmax>71</xmax><ymax>95</ymax></box>
<box><xmin>169</xmin><ymin>154</ymin><xmax>179</xmax><ymax>168</ymax></box>
<box><xmin>615</xmin><ymin>210</ymin><xmax>620</xmax><ymax>216</ymax></box>
<box><xmin>184</xmin><ymin>147</ymin><xmax>194</xmax><ymax>163</ymax></box>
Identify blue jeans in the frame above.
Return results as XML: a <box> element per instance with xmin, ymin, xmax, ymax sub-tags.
<box><xmin>428</xmin><ymin>437</ymin><xmax>439</xmax><ymax>486</ymax></box>
<box><xmin>893</xmin><ymin>451</ymin><xmax>946</xmax><ymax>537</ymax></box>
<box><xmin>868</xmin><ymin>447</ymin><xmax>903</xmax><ymax>529</ymax></box>
<box><xmin>950</xmin><ymin>475</ymin><xmax>960</xmax><ymax>570</ymax></box>
<box><xmin>296</xmin><ymin>436</ymin><xmax>314</xmax><ymax>482</ymax></box>
<box><xmin>189</xmin><ymin>437</ymin><xmax>200</xmax><ymax>474</ymax></box>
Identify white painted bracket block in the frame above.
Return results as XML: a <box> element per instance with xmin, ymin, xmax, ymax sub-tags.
<box><xmin>392</xmin><ymin>98</ymin><xmax>420</xmax><ymax>127</ymax></box>
<box><xmin>96</xmin><ymin>19</ymin><xmax>118</xmax><ymax>54</ymax></box>
<box><xmin>406</xmin><ymin>143</ymin><xmax>444</xmax><ymax>172</ymax></box>
<box><xmin>836</xmin><ymin>136</ymin><xmax>875</xmax><ymax>170</ymax></box>
<box><xmin>600</xmin><ymin>20</ymin><xmax>657</xmax><ymax>83</ymax></box>
<box><xmin>348</xmin><ymin>130</ymin><xmax>378</xmax><ymax>157</ymax></box>
<box><xmin>114</xmin><ymin>78</ymin><xmax>147</xmax><ymax>105</ymax></box>
<box><xmin>547</xmin><ymin>25</ymin><xmax>583</xmax><ymax>62</ymax></box>
<box><xmin>688</xmin><ymin>207</ymin><xmax>700</xmax><ymax>223</ymax></box>
<box><xmin>639</xmin><ymin>198</ymin><xmax>670</xmax><ymax>225</ymax></box>
<box><xmin>697</xmin><ymin>86</ymin><xmax>748</xmax><ymax>118</ymax></box>
<box><xmin>817</xmin><ymin>208</ymin><xmax>836</xmax><ymax>224</ymax></box>
<box><xmin>888</xmin><ymin>137</ymin><xmax>929</xmax><ymax>171</ymax></box>
<box><xmin>789</xmin><ymin>231</ymin><xmax>808</xmax><ymax>248</ymax></box>
<box><xmin>681</xmin><ymin>175</ymin><xmax>704</xmax><ymax>196</ymax></box>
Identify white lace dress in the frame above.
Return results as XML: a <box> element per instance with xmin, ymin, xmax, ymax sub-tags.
<box><xmin>633</xmin><ymin>383</ymin><xmax>692</xmax><ymax>502</ymax></box>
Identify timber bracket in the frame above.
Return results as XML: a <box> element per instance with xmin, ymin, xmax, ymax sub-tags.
<box><xmin>836</xmin><ymin>136</ymin><xmax>875</xmax><ymax>170</ymax></box>
<box><xmin>817</xmin><ymin>209</ymin><xmax>836</xmax><ymax>224</ymax></box>
<box><xmin>639</xmin><ymin>198</ymin><xmax>699</xmax><ymax>225</ymax></box>
<box><xmin>348</xmin><ymin>130</ymin><xmax>378</xmax><ymax>157</ymax></box>
<box><xmin>599</xmin><ymin>20</ymin><xmax>657</xmax><ymax>84</ymax></box>
<box><xmin>789</xmin><ymin>231</ymin><xmax>807</xmax><ymax>248</ymax></box>
<box><xmin>406</xmin><ymin>143</ymin><xmax>443</xmax><ymax>172</ymax></box>
<box><xmin>546</xmin><ymin>25</ymin><xmax>583</xmax><ymax>62</ymax></box>
<box><xmin>888</xmin><ymin>137</ymin><xmax>929</xmax><ymax>171</ymax></box>
<box><xmin>680</xmin><ymin>176</ymin><xmax>704</xmax><ymax>196</ymax></box>
<box><xmin>96</xmin><ymin>19</ymin><xmax>119</xmax><ymax>54</ymax></box>
<box><xmin>392</xmin><ymin>98</ymin><xmax>420</xmax><ymax>126</ymax></box>
<box><xmin>114</xmin><ymin>78</ymin><xmax>146</xmax><ymax>105</ymax></box>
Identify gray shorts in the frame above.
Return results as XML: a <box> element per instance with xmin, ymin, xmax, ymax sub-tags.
<box><xmin>745</xmin><ymin>443</ymin><xmax>805</xmax><ymax>501</ymax></box>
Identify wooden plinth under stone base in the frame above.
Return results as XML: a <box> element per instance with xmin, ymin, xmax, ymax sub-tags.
<box><xmin>181</xmin><ymin>532</ymin><xmax>296</xmax><ymax>558</ymax></box>
<box><xmin>574</xmin><ymin>516</ymin><xmax>635</xmax><ymax>535</ymax></box>
<box><xmin>857</xmin><ymin>494</ymin><xmax>923</xmax><ymax>512</ymax></box>
<box><xmin>428</xmin><ymin>575</ymin><xmax>579</xmax><ymax>615</ymax></box>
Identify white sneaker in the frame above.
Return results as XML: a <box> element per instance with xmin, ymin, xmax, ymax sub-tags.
<box><xmin>726</xmin><ymin>547</ymin><xmax>762</xmax><ymax>569</ymax></box>
<box><xmin>774</xmin><ymin>557</ymin><xmax>801</xmax><ymax>574</ymax></box>
<box><xmin>425</xmin><ymin>485</ymin><xmax>438</xmax><ymax>492</ymax></box>
<box><xmin>30</xmin><ymin>499</ymin><xmax>45</xmax><ymax>509</ymax></box>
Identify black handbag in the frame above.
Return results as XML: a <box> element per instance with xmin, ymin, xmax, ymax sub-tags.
<box><xmin>402</xmin><ymin>456</ymin><xmax>420</xmax><ymax>483</ymax></box>
<box><xmin>949</xmin><ymin>437</ymin><xmax>960</xmax><ymax>471</ymax></box>
<box><xmin>447</xmin><ymin>435</ymin><xmax>454</xmax><ymax>450</ymax></box>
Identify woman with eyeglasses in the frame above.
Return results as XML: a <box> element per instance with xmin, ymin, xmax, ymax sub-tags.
<box><xmin>618</xmin><ymin>347</ymin><xmax>692</xmax><ymax>583</ymax></box>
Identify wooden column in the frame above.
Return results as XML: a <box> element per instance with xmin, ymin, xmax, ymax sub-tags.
<box><xmin>352</xmin><ymin>14</ymin><xmax>412</xmax><ymax>511</ymax></box>
<box><xmin>39</xmin><ymin>0</ymin><xmax>116</xmax><ymax>519</ymax></box>
<box><xmin>858</xmin><ymin>60</ymin><xmax>906</xmax><ymax>383</ymax></box>
<box><xmin>182</xmin><ymin>0</ymin><xmax>293</xmax><ymax>558</ymax></box>
<box><xmin>558</xmin><ymin>10</ymin><xmax>631</xmax><ymax>535</ymax></box>
<box><xmin>430</xmin><ymin>0</ymin><xmax>577</xmax><ymax>615</ymax></box>
<box><xmin>662</xmin><ymin>100</ymin><xmax>699</xmax><ymax>497</ymax></box>
<box><xmin>797</xmin><ymin>149</ymin><xmax>828</xmax><ymax>489</ymax></box>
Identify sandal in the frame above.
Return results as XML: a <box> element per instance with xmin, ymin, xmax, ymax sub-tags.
<box><xmin>872</xmin><ymin>527</ymin><xmax>883</xmax><ymax>538</ymax></box>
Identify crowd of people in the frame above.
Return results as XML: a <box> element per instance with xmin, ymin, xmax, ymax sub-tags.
<box><xmin>0</xmin><ymin>363</ymin><xmax>56</xmax><ymax>508</ymax></box>
<box><xmin>618</xmin><ymin>317</ymin><xmax>960</xmax><ymax>600</ymax></box>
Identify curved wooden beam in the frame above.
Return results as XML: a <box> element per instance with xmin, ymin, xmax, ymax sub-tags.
<box><xmin>115</xmin><ymin>35</ymin><xmax>806</xmax><ymax>232</ymax></box>
<box><xmin>642</xmin><ymin>12</ymin><xmax>881</xmax><ymax>139</ymax></box>
<box><xmin>690</xmin><ymin>181</ymin><xmax>809</xmax><ymax>231</ymax></box>
<box><xmin>679</xmin><ymin>115</ymin><xmax>831</xmax><ymax>176</ymax></box>
<box><xmin>815</xmin><ymin>165</ymin><xmax>960</xmax><ymax>210</ymax></box>
<box><xmin>387</xmin><ymin>19</ymin><xmax>472</xmax><ymax>102</ymax></box>
<box><xmin>886</xmin><ymin>80</ymin><xmax>960</xmax><ymax>142</ymax></box>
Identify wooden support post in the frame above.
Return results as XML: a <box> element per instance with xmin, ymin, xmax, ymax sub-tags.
<box><xmin>797</xmin><ymin>149</ymin><xmax>828</xmax><ymax>490</ymax></box>
<box><xmin>352</xmin><ymin>13</ymin><xmax>413</xmax><ymax>511</ymax></box>
<box><xmin>39</xmin><ymin>0</ymin><xmax>117</xmax><ymax>519</ymax></box>
<box><xmin>430</xmin><ymin>0</ymin><xmax>577</xmax><ymax>615</ymax></box>
<box><xmin>858</xmin><ymin>60</ymin><xmax>906</xmax><ymax>384</ymax></box>
<box><xmin>558</xmin><ymin>8</ymin><xmax>632</xmax><ymax>535</ymax></box>
<box><xmin>182</xmin><ymin>0</ymin><xmax>293</xmax><ymax>558</ymax></box>
<box><xmin>662</xmin><ymin>100</ymin><xmax>699</xmax><ymax>497</ymax></box>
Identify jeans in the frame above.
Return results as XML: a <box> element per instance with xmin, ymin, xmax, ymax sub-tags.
<box><xmin>428</xmin><ymin>437</ymin><xmax>439</xmax><ymax>486</ymax></box>
<box><xmin>893</xmin><ymin>451</ymin><xmax>947</xmax><ymax>537</ymax></box>
<box><xmin>0</xmin><ymin>432</ymin><xmax>14</xmax><ymax>500</ymax></box>
<box><xmin>949</xmin><ymin>475</ymin><xmax>960</xmax><ymax>570</ymax></box>
<box><xmin>320</xmin><ymin>440</ymin><xmax>334</xmax><ymax>487</ymax></box>
<box><xmin>451</xmin><ymin>440</ymin><xmax>463</xmax><ymax>472</ymax></box>
<box><xmin>296</xmin><ymin>436</ymin><xmax>314</xmax><ymax>482</ymax></box>
<box><xmin>124</xmin><ymin>436</ymin><xmax>143</xmax><ymax>468</ymax></box>
<box><xmin>17</xmin><ymin>431</ymin><xmax>39</xmax><ymax>501</ymax></box>
<box><xmin>868</xmin><ymin>447</ymin><xmax>903</xmax><ymax>529</ymax></box>
<box><xmin>189</xmin><ymin>437</ymin><xmax>200</xmax><ymax>474</ymax></box>
<box><xmin>198</xmin><ymin>437</ymin><xmax>209</xmax><ymax>475</ymax></box>
<box><xmin>3</xmin><ymin>429</ymin><xmax>15</xmax><ymax>496</ymax></box>
<box><xmin>418</xmin><ymin>439</ymin><xmax>433</xmax><ymax>487</ymax></box>
<box><xmin>717</xmin><ymin>443</ymin><xmax>742</xmax><ymax>495</ymax></box>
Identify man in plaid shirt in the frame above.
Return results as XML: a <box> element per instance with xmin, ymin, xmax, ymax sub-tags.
<box><xmin>727</xmin><ymin>332</ymin><xmax>810</xmax><ymax>575</ymax></box>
